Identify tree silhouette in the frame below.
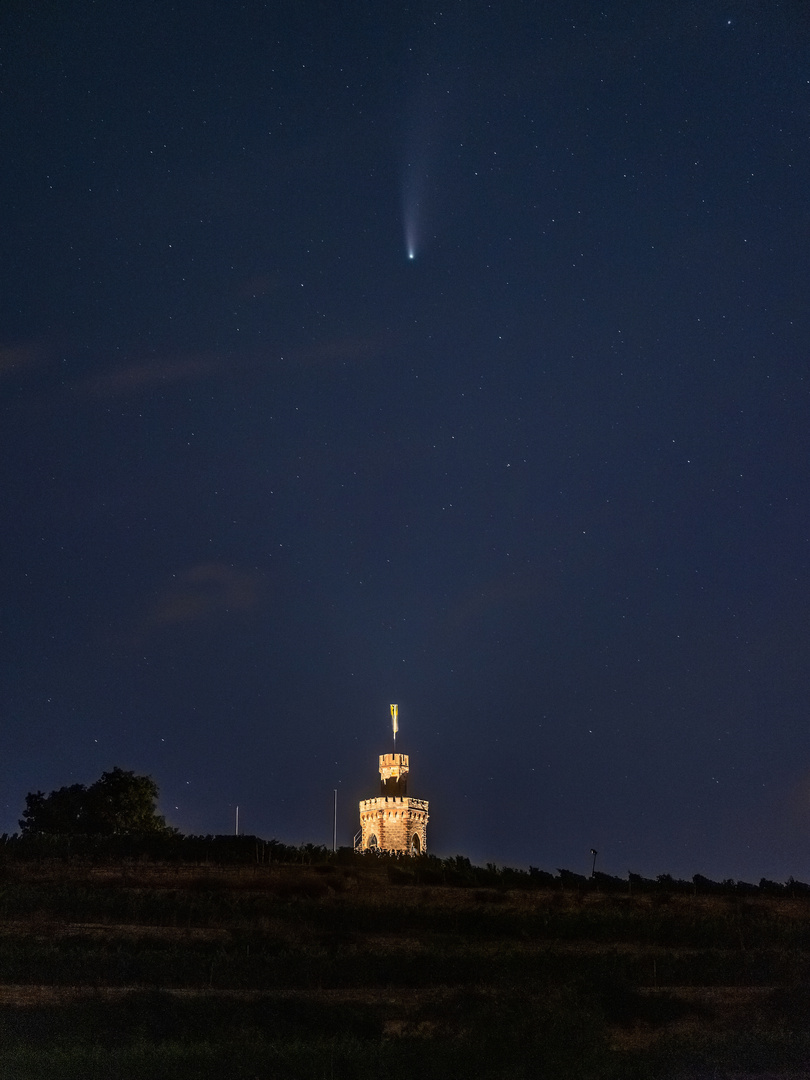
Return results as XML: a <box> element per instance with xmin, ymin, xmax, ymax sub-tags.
<box><xmin>20</xmin><ymin>768</ymin><xmax>175</xmax><ymax>836</ymax></box>
<box><xmin>19</xmin><ymin>783</ymin><xmax>88</xmax><ymax>835</ymax></box>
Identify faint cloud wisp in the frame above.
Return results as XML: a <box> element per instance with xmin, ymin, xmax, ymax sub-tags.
<box><xmin>76</xmin><ymin>354</ymin><xmax>227</xmax><ymax>400</ymax></box>
<box><xmin>149</xmin><ymin>563</ymin><xmax>264</xmax><ymax>629</ymax></box>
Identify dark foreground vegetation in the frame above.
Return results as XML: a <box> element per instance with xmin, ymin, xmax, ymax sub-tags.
<box><xmin>2</xmin><ymin>837</ymin><xmax>810</xmax><ymax>1078</ymax></box>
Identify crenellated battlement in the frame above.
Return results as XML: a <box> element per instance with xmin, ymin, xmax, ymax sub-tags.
<box><xmin>379</xmin><ymin>753</ymin><xmax>408</xmax><ymax>768</ymax></box>
<box><xmin>359</xmin><ymin>796</ymin><xmax>428</xmax><ymax>812</ymax></box>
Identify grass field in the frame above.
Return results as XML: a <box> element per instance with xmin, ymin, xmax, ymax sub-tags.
<box><xmin>2</xmin><ymin>857</ymin><xmax>810</xmax><ymax>1078</ymax></box>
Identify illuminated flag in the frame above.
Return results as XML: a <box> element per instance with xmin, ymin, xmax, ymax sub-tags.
<box><xmin>390</xmin><ymin>703</ymin><xmax>398</xmax><ymax>736</ymax></box>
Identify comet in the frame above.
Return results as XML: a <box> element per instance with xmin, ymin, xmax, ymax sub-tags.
<box><xmin>403</xmin><ymin>201</ymin><xmax>419</xmax><ymax>262</ymax></box>
<box><xmin>402</xmin><ymin>156</ymin><xmax>423</xmax><ymax>261</ymax></box>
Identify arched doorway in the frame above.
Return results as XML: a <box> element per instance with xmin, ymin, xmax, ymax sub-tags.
<box><xmin>368</xmin><ymin>834</ymin><xmax>378</xmax><ymax>850</ymax></box>
<box><xmin>411</xmin><ymin>833</ymin><xmax>421</xmax><ymax>854</ymax></box>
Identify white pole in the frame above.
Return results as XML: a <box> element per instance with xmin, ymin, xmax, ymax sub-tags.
<box><xmin>235</xmin><ymin>805</ymin><xmax>239</xmax><ymax>836</ymax></box>
<box><xmin>333</xmin><ymin>789</ymin><xmax>337</xmax><ymax>852</ymax></box>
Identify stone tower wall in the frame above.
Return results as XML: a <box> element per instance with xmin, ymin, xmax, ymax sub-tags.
<box><xmin>359</xmin><ymin>796</ymin><xmax>428</xmax><ymax>854</ymax></box>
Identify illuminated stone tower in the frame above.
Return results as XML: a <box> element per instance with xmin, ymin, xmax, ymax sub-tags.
<box><xmin>356</xmin><ymin>707</ymin><xmax>428</xmax><ymax>854</ymax></box>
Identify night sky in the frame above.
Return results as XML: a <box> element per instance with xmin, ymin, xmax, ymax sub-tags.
<box><xmin>2</xmin><ymin>2</ymin><xmax>809</xmax><ymax>882</ymax></box>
